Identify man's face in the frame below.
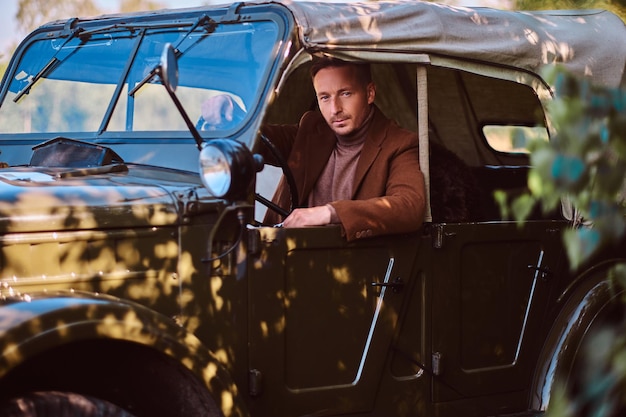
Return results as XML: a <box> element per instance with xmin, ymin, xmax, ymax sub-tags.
<box><xmin>313</xmin><ymin>65</ymin><xmax>375</xmax><ymax>137</ymax></box>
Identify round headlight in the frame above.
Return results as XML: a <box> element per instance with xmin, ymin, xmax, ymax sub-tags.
<box><xmin>199</xmin><ymin>143</ymin><xmax>232</xmax><ymax>198</ymax></box>
<box><xmin>198</xmin><ymin>139</ymin><xmax>263</xmax><ymax>201</ymax></box>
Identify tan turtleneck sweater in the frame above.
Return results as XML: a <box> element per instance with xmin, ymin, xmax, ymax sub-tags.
<box><xmin>307</xmin><ymin>107</ymin><xmax>375</xmax><ymax>223</ymax></box>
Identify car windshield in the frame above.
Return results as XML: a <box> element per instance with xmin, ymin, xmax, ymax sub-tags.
<box><xmin>0</xmin><ymin>19</ymin><xmax>279</xmax><ymax>136</ymax></box>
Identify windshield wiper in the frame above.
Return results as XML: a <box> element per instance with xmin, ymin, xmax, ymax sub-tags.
<box><xmin>128</xmin><ymin>14</ymin><xmax>216</xmax><ymax>97</ymax></box>
<box><xmin>13</xmin><ymin>20</ymin><xmax>148</xmax><ymax>104</ymax></box>
<box><xmin>13</xmin><ymin>57</ymin><xmax>60</xmax><ymax>103</ymax></box>
<box><xmin>13</xmin><ymin>20</ymin><xmax>86</xmax><ymax>103</ymax></box>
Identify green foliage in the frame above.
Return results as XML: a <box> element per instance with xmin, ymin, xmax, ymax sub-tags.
<box><xmin>506</xmin><ymin>66</ymin><xmax>626</xmax><ymax>270</ymax></box>
<box><xmin>502</xmin><ymin>65</ymin><xmax>626</xmax><ymax>417</ymax></box>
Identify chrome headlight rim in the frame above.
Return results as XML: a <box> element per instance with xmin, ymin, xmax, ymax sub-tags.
<box><xmin>198</xmin><ymin>139</ymin><xmax>258</xmax><ymax>201</ymax></box>
<box><xmin>199</xmin><ymin>143</ymin><xmax>232</xmax><ymax>198</ymax></box>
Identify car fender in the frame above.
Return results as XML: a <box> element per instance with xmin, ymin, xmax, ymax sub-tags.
<box><xmin>530</xmin><ymin>259</ymin><xmax>626</xmax><ymax>411</ymax></box>
<box><xmin>0</xmin><ymin>290</ymin><xmax>248</xmax><ymax>417</ymax></box>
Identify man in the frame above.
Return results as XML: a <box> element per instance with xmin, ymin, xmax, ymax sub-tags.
<box><xmin>202</xmin><ymin>58</ymin><xmax>425</xmax><ymax>241</ymax></box>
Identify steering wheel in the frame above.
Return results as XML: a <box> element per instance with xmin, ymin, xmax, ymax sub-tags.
<box><xmin>255</xmin><ymin>133</ymin><xmax>300</xmax><ymax>221</ymax></box>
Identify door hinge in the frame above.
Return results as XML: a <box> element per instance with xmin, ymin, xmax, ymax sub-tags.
<box><xmin>432</xmin><ymin>351</ymin><xmax>442</xmax><ymax>376</ymax></box>
<box><xmin>249</xmin><ymin>369</ymin><xmax>263</xmax><ymax>397</ymax></box>
<box><xmin>248</xmin><ymin>228</ymin><xmax>261</xmax><ymax>255</ymax></box>
<box><xmin>431</xmin><ymin>224</ymin><xmax>455</xmax><ymax>249</ymax></box>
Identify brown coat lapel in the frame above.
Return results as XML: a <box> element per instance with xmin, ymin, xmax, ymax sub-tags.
<box><xmin>351</xmin><ymin>108</ymin><xmax>386</xmax><ymax>197</ymax></box>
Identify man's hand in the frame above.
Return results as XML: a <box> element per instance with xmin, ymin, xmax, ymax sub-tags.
<box><xmin>282</xmin><ymin>205</ymin><xmax>332</xmax><ymax>228</ymax></box>
<box><xmin>201</xmin><ymin>94</ymin><xmax>234</xmax><ymax>126</ymax></box>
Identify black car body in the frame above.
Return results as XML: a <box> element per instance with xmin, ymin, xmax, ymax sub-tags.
<box><xmin>0</xmin><ymin>2</ymin><xmax>624</xmax><ymax>416</ymax></box>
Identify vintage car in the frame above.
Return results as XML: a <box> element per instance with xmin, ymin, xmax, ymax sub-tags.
<box><xmin>0</xmin><ymin>1</ymin><xmax>624</xmax><ymax>416</ymax></box>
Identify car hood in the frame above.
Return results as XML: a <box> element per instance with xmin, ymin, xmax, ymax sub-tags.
<box><xmin>0</xmin><ymin>164</ymin><xmax>201</xmax><ymax>233</ymax></box>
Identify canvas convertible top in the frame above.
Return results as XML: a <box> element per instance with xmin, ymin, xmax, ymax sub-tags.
<box><xmin>283</xmin><ymin>1</ymin><xmax>626</xmax><ymax>89</ymax></box>
<box><xmin>40</xmin><ymin>0</ymin><xmax>625</xmax><ymax>88</ymax></box>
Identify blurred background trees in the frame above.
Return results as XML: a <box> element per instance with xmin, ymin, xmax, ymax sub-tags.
<box><xmin>15</xmin><ymin>0</ymin><xmax>168</xmax><ymax>33</ymax></box>
<box><xmin>16</xmin><ymin>0</ymin><xmax>101</xmax><ymax>33</ymax></box>
<box><xmin>0</xmin><ymin>0</ymin><xmax>623</xmax><ymax>72</ymax></box>
<box><xmin>0</xmin><ymin>0</ymin><xmax>173</xmax><ymax>66</ymax></box>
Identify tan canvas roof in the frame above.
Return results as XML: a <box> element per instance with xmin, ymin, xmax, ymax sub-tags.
<box><xmin>42</xmin><ymin>0</ymin><xmax>626</xmax><ymax>88</ymax></box>
<box><xmin>284</xmin><ymin>1</ymin><xmax>626</xmax><ymax>88</ymax></box>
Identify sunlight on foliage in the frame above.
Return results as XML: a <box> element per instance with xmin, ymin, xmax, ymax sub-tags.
<box><xmin>504</xmin><ymin>66</ymin><xmax>626</xmax><ymax>270</ymax></box>
<box><xmin>502</xmin><ymin>66</ymin><xmax>626</xmax><ymax>417</ymax></box>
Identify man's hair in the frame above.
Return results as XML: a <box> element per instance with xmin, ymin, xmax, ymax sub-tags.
<box><xmin>309</xmin><ymin>57</ymin><xmax>372</xmax><ymax>87</ymax></box>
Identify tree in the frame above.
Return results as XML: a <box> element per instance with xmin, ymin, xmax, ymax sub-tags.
<box><xmin>500</xmin><ymin>66</ymin><xmax>626</xmax><ymax>417</ymax></box>
<box><xmin>16</xmin><ymin>0</ymin><xmax>168</xmax><ymax>37</ymax></box>
<box><xmin>500</xmin><ymin>67</ymin><xmax>626</xmax><ymax>269</ymax></box>
<box><xmin>16</xmin><ymin>0</ymin><xmax>102</xmax><ymax>34</ymax></box>
<box><xmin>119</xmin><ymin>0</ymin><xmax>169</xmax><ymax>13</ymax></box>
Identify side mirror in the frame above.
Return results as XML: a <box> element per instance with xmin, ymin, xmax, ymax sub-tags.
<box><xmin>128</xmin><ymin>43</ymin><xmax>203</xmax><ymax>150</ymax></box>
<box><xmin>159</xmin><ymin>43</ymin><xmax>179</xmax><ymax>93</ymax></box>
<box><xmin>155</xmin><ymin>43</ymin><xmax>204</xmax><ymax>151</ymax></box>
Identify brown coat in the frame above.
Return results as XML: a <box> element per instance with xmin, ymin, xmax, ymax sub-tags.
<box><xmin>261</xmin><ymin>106</ymin><xmax>425</xmax><ymax>241</ymax></box>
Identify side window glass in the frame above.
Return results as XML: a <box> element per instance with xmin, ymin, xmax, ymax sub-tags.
<box><xmin>482</xmin><ymin>125</ymin><xmax>549</xmax><ymax>154</ymax></box>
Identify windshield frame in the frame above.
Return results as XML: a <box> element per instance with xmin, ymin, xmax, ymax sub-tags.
<box><xmin>0</xmin><ymin>4</ymin><xmax>292</xmax><ymax>145</ymax></box>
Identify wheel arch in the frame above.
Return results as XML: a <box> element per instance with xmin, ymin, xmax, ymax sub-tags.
<box><xmin>0</xmin><ymin>291</ymin><xmax>248</xmax><ymax>417</ymax></box>
<box><xmin>530</xmin><ymin>259</ymin><xmax>626</xmax><ymax>412</ymax></box>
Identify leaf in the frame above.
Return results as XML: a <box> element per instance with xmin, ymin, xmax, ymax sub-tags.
<box><xmin>551</xmin><ymin>154</ymin><xmax>586</xmax><ymax>187</ymax></box>
<box><xmin>494</xmin><ymin>190</ymin><xmax>510</xmax><ymax>220</ymax></box>
<box><xmin>511</xmin><ymin>193</ymin><xmax>536</xmax><ymax>222</ymax></box>
<box><xmin>563</xmin><ymin>227</ymin><xmax>602</xmax><ymax>269</ymax></box>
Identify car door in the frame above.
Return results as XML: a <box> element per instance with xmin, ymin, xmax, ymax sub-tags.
<box><xmin>247</xmin><ymin>226</ymin><xmax>423</xmax><ymax>416</ymax></box>
<box><xmin>429</xmin><ymin>221</ymin><xmax>566</xmax><ymax>411</ymax></box>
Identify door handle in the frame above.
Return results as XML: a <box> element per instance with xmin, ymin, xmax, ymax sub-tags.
<box><xmin>371</xmin><ymin>277</ymin><xmax>405</xmax><ymax>293</ymax></box>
